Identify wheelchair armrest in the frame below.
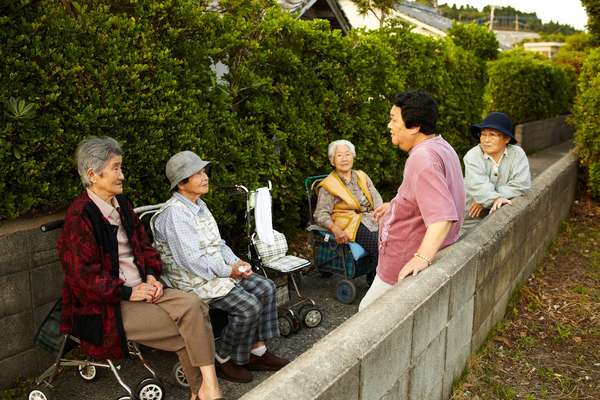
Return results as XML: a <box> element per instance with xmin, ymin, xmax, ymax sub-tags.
<box><xmin>306</xmin><ymin>224</ymin><xmax>328</xmax><ymax>233</ymax></box>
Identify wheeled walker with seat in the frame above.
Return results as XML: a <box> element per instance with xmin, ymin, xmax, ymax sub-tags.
<box><xmin>28</xmin><ymin>216</ymin><xmax>167</xmax><ymax>400</ymax></box>
<box><xmin>303</xmin><ymin>175</ymin><xmax>377</xmax><ymax>304</ymax></box>
<box><xmin>227</xmin><ymin>181</ymin><xmax>323</xmax><ymax>336</ymax></box>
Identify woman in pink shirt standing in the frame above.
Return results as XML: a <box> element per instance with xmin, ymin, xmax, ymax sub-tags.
<box><xmin>359</xmin><ymin>91</ymin><xmax>465</xmax><ymax>311</ymax></box>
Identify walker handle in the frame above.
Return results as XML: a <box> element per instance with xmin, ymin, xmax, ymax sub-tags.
<box><xmin>40</xmin><ymin>220</ymin><xmax>64</xmax><ymax>232</ymax></box>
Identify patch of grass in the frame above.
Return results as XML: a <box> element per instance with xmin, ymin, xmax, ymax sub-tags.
<box><xmin>555</xmin><ymin>323</ymin><xmax>574</xmax><ymax>341</ymax></box>
<box><xmin>572</xmin><ymin>285</ymin><xmax>589</xmax><ymax>295</ymax></box>
<box><xmin>536</xmin><ymin>366</ymin><xmax>556</xmax><ymax>382</ymax></box>
<box><xmin>493</xmin><ymin>382</ymin><xmax>517</xmax><ymax>399</ymax></box>
<box><xmin>516</xmin><ymin>334</ymin><xmax>537</xmax><ymax>349</ymax></box>
<box><xmin>0</xmin><ymin>378</ymin><xmax>32</xmax><ymax>400</ymax></box>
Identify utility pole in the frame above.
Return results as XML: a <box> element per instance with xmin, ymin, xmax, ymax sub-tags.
<box><xmin>489</xmin><ymin>5</ymin><xmax>495</xmax><ymax>31</ymax></box>
<box><xmin>515</xmin><ymin>14</ymin><xmax>519</xmax><ymax>31</ymax></box>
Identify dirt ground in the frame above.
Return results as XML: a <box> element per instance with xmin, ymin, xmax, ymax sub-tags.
<box><xmin>450</xmin><ymin>193</ymin><xmax>600</xmax><ymax>400</ymax></box>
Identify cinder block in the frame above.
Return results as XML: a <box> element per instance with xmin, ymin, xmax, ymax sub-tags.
<box><xmin>31</xmin><ymin>229</ymin><xmax>61</xmax><ymax>253</ymax></box>
<box><xmin>30</xmin><ymin>263</ymin><xmax>63</xmax><ymax>307</ymax></box>
<box><xmin>447</xmin><ymin>258</ymin><xmax>476</xmax><ymax>320</ymax></box>
<box><xmin>472</xmin><ymin>272</ymin><xmax>496</xmax><ymax>333</ymax></box>
<box><xmin>410</xmin><ymin>274</ymin><xmax>450</xmax><ymax>361</ymax></box>
<box><xmin>471</xmin><ymin>311</ymin><xmax>493</xmax><ymax>353</ymax></box>
<box><xmin>0</xmin><ymin>230</ymin><xmax>32</xmax><ymax>275</ymax></box>
<box><xmin>0</xmin><ymin>271</ymin><xmax>31</xmax><ymax>317</ymax></box>
<box><xmin>445</xmin><ymin>298</ymin><xmax>474</xmax><ymax>373</ymax></box>
<box><xmin>32</xmin><ymin>248</ymin><xmax>59</xmax><ymax>269</ymax></box>
<box><xmin>319</xmin><ymin>363</ymin><xmax>359</xmax><ymax>400</ymax></box>
<box><xmin>443</xmin><ymin>342</ymin><xmax>471</xmax><ymax>400</ymax></box>
<box><xmin>436</xmin><ymin>242</ymin><xmax>478</xmax><ymax>320</ymax></box>
<box><xmin>380</xmin><ymin>373</ymin><xmax>409</xmax><ymax>400</ymax></box>
<box><xmin>0</xmin><ymin>311</ymin><xmax>34</xmax><ymax>360</ymax></box>
<box><xmin>493</xmin><ymin>253</ymin><xmax>515</xmax><ymax>304</ymax></box>
<box><xmin>360</xmin><ymin>315</ymin><xmax>413</xmax><ymax>400</ymax></box>
<box><xmin>0</xmin><ymin>347</ymin><xmax>54</xmax><ymax>388</ymax></box>
<box><xmin>409</xmin><ymin>329</ymin><xmax>446</xmax><ymax>400</ymax></box>
<box><xmin>34</xmin><ymin>301</ymin><xmax>56</xmax><ymax>332</ymax></box>
<box><xmin>492</xmin><ymin>286</ymin><xmax>513</xmax><ymax>325</ymax></box>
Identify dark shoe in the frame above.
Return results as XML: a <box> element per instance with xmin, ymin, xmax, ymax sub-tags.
<box><xmin>247</xmin><ymin>351</ymin><xmax>290</xmax><ymax>371</ymax></box>
<box><xmin>216</xmin><ymin>360</ymin><xmax>253</xmax><ymax>383</ymax></box>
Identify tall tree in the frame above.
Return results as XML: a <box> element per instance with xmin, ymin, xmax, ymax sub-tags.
<box><xmin>352</xmin><ymin>0</ymin><xmax>396</xmax><ymax>27</ymax></box>
<box><xmin>581</xmin><ymin>0</ymin><xmax>600</xmax><ymax>45</ymax></box>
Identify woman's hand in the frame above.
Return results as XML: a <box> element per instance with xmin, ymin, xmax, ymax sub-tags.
<box><xmin>468</xmin><ymin>201</ymin><xmax>484</xmax><ymax>218</ymax></box>
<box><xmin>146</xmin><ymin>275</ymin><xmax>164</xmax><ymax>302</ymax></box>
<box><xmin>490</xmin><ymin>198</ymin><xmax>512</xmax><ymax>213</ymax></box>
<box><xmin>397</xmin><ymin>255</ymin><xmax>430</xmax><ymax>281</ymax></box>
<box><xmin>330</xmin><ymin>225</ymin><xmax>350</xmax><ymax>244</ymax></box>
<box><xmin>230</xmin><ymin>260</ymin><xmax>253</xmax><ymax>279</ymax></box>
<box><xmin>374</xmin><ymin>202</ymin><xmax>390</xmax><ymax>223</ymax></box>
<box><xmin>130</xmin><ymin>282</ymin><xmax>157</xmax><ymax>302</ymax></box>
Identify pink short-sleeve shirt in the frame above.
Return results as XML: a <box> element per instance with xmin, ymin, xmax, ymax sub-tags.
<box><xmin>377</xmin><ymin>135</ymin><xmax>465</xmax><ymax>285</ymax></box>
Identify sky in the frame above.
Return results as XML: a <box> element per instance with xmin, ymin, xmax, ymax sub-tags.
<box><xmin>439</xmin><ymin>1</ymin><xmax>589</xmax><ymax>30</ymax></box>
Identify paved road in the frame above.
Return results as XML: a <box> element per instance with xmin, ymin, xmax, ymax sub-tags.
<box><xmin>34</xmin><ymin>271</ymin><xmax>371</xmax><ymax>400</ymax></box>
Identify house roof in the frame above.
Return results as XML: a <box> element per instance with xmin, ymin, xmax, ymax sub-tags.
<box><xmin>393</xmin><ymin>2</ymin><xmax>453</xmax><ymax>33</ymax></box>
<box><xmin>279</xmin><ymin>0</ymin><xmax>318</xmax><ymax>15</ymax></box>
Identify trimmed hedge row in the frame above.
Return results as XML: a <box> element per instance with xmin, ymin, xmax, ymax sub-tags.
<box><xmin>1</xmin><ymin>0</ymin><xmax>566</xmax><ymax>236</ymax></box>
<box><xmin>485</xmin><ymin>50</ymin><xmax>576</xmax><ymax>125</ymax></box>
<box><xmin>572</xmin><ymin>48</ymin><xmax>600</xmax><ymax>197</ymax></box>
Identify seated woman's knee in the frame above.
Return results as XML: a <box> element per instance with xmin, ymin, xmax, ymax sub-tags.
<box><xmin>239</xmin><ymin>294</ymin><xmax>261</xmax><ymax>321</ymax></box>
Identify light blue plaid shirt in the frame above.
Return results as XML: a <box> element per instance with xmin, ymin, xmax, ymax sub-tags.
<box><xmin>153</xmin><ymin>193</ymin><xmax>238</xmax><ymax>280</ymax></box>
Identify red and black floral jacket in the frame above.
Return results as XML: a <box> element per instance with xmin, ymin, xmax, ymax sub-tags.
<box><xmin>57</xmin><ymin>191</ymin><xmax>162</xmax><ymax>359</ymax></box>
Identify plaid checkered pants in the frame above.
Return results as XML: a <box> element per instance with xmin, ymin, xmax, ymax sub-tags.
<box><xmin>210</xmin><ymin>273</ymin><xmax>279</xmax><ymax>365</ymax></box>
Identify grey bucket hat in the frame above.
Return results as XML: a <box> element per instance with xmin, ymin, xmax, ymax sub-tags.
<box><xmin>166</xmin><ymin>151</ymin><xmax>211</xmax><ymax>190</ymax></box>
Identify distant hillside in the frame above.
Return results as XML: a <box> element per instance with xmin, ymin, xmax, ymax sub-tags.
<box><xmin>437</xmin><ymin>2</ymin><xmax>579</xmax><ymax>35</ymax></box>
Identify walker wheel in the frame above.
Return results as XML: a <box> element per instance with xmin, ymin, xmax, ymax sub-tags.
<box><xmin>78</xmin><ymin>364</ymin><xmax>98</xmax><ymax>381</ymax></box>
<box><xmin>299</xmin><ymin>305</ymin><xmax>323</xmax><ymax>328</ymax></box>
<box><xmin>136</xmin><ymin>377</ymin><xmax>165</xmax><ymax>400</ymax></box>
<box><xmin>171</xmin><ymin>361</ymin><xmax>190</xmax><ymax>388</ymax></box>
<box><xmin>336</xmin><ymin>279</ymin><xmax>357</xmax><ymax>304</ymax></box>
<box><xmin>278</xmin><ymin>314</ymin><xmax>294</xmax><ymax>337</ymax></box>
<box><xmin>28</xmin><ymin>386</ymin><xmax>53</xmax><ymax>400</ymax></box>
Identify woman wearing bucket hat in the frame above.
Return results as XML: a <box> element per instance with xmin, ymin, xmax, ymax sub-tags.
<box><xmin>464</xmin><ymin>112</ymin><xmax>531</xmax><ymax>220</ymax></box>
<box><xmin>152</xmin><ymin>151</ymin><xmax>289</xmax><ymax>384</ymax></box>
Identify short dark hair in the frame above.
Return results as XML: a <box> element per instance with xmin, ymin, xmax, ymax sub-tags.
<box><xmin>393</xmin><ymin>90</ymin><xmax>437</xmax><ymax>134</ymax></box>
<box><xmin>171</xmin><ymin>176</ymin><xmax>190</xmax><ymax>193</ymax></box>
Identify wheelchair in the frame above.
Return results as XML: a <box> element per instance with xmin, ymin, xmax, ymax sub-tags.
<box><xmin>226</xmin><ymin>181</ymin><xmax>323</xmax><ymax>337</ymax></box>
<box><xmin>303</xmin><ymin>175</ymin><xmax>377</xmax><ymax>304</ymax></box>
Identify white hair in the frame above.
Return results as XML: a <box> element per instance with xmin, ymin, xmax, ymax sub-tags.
<box><xmin>76</xmin><ymin>136</ymin><xmax>123</xmax><ymax>187</ymax></box>
<box><xmin>327</xmin><ymin>140</ymin><xmax>356</xmax><ymax>165</ymax></box>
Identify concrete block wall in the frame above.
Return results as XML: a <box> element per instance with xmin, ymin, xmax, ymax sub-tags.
<box><xmin>241</xmin><ymin>149</ymin><xmax>578</xmax><ymax>400</ymax></box>
<box><xmin>515</xmin><ymin>115</ymin><xmax>574</xmax><ymax>154</ymax></box>
<box><xmin>0</xmin><ymin>227</ymin><xmax>63</xmax><ymax>387</ymax></box>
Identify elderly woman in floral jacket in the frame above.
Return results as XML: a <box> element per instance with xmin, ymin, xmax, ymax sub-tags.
<box><xmin>57</xmin><ymin>136</ymin><xmax>223</xmax><ymax>400</ymax></box>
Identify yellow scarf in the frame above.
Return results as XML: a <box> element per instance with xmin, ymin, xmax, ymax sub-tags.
<box><xmin>318</xmin><ymin>170</ymin><xmax>373</xmax><ymax>241</ymax></box>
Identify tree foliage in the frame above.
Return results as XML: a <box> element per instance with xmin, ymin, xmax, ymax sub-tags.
<box><xmin>447</xmin><ymin>22</ymin><xmax>499</xmax><ymax>61</ymax></box>
<box><xmin>485</xmin><ymin>51</ymin><xmax>576</xmax><ymax>124</ymax></box>
<box><xmin>0</xmin><ymin>0</ymin><xmax>562</xmax><ymax>238</ymax></box>
<box><xmin>581</xmin><ymin>0</ymin><xmax>600</xmax><ymax>45</ymax></box>
<box><xmin>571</xmin><ymin>48</ymin><xmax>600</xmax><ymax>197</ymax></box>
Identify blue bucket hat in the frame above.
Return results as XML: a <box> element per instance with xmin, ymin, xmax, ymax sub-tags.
<box><xmin>470</xmin><ymin>112</ymin><xmax>516</xmax><ymax>144</ymax></box>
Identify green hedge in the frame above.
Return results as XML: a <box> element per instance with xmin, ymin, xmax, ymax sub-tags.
<box><xmin>572</xmin><ymin>48</ymin><xmax>600</xmax><ymax>197</ymax></box>
<box><xmin>485</xmin><ymin>51</ymin><xmax>576</xmax><ymax>124</ymax></box>
<box><xmin>1</xmin><ymin>0</ymin><xmax>487</xmax><ymax>237</ymax></box>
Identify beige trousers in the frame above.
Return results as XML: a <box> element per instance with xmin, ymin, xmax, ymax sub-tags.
<box><xmin>121</xmin><ymin>288</ymin><xmax>214</xmax><ymax>393</ymax></box>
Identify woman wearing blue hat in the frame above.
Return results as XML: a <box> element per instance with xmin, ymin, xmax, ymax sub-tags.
<box><xmin>464</xmin><ymin>112</ymin><xmax>531</xmax><ymax>219</ymax></box>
